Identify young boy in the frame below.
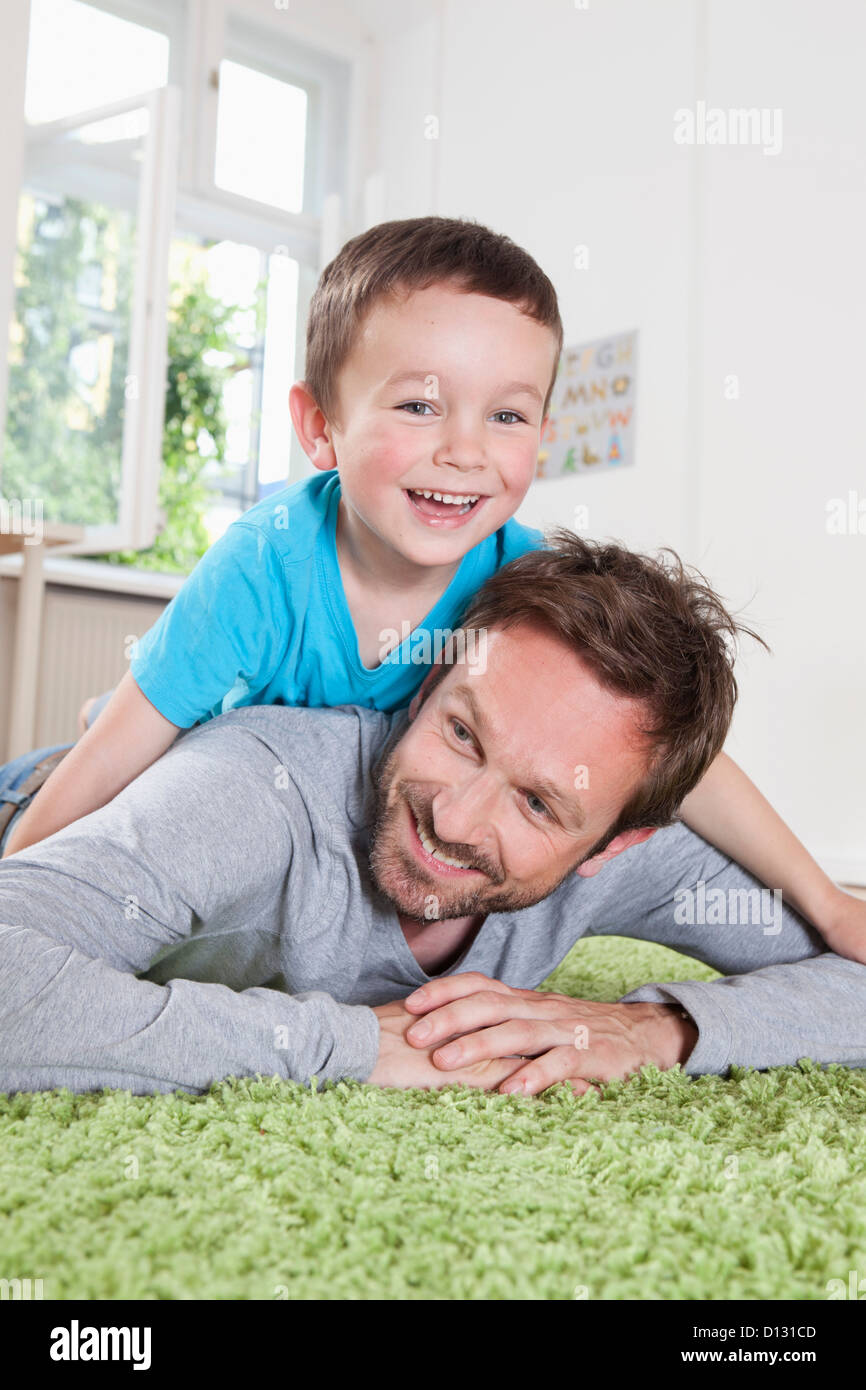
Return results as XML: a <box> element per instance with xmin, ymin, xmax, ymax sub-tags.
<box><xmin>3</xmin><ymin>216</ymin><xmax>864</xmax><ymax>963</ymax></box>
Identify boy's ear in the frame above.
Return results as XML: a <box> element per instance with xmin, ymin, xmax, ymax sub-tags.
<box><xmin>289</xmin><ymin>381</ymin><xmax>337</xmax><ymax>473</ymax></box>
<box><xmin>575</xmin><ymin>825</ymin><xmax>658</xmax><ymax>879</ymax></box>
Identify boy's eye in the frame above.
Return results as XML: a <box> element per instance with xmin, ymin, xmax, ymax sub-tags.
<box><xmin>398</xmin><ymin>403</ymin><xmax>527</xmax><ymax>423</ymax></box>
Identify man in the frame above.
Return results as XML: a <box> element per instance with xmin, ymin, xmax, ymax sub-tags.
<box><xmin>0</xmin><ymin>533</ymin><xmax>863</xmax><ymax>1097</ymax></box>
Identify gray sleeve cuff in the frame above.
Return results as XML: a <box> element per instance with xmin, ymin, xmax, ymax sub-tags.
<box><xmin>283</xmin><ymin>992</ymin><xmax>381</xmax><ymax>1085</ymax></box>
<box><xmin>619</xmin><ymin>981</ymin><xmax>734</xmax><ymax>1076</ymax></box>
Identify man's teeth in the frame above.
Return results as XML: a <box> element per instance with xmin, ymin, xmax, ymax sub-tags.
<box><xmin>409</xmin><ymin>489</ymin><xmax>480</xmax><ymax>505</ymax></box>
<box><xmin>413</xmin><ymin>811</ymin><xmax>472</xmax><ymax>869</ymax></box>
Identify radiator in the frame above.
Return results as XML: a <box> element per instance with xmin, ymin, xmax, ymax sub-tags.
<box><xmin>0</xmin><ymin>579</ymin><xmax>168</xmax><ymax>756</ymax></box>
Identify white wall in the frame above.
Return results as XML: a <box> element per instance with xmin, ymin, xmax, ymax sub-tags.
<box><xmin>695</xmin><ymin>0</ymin><xmax>866</xmax><ymax>878</ymax></box>
<box><xmin>371</xmin><ymin>0</ymin><xmax>866</xmax><ymax>879</ymax></box>
<box><xmin>376</xmin><ymin>0</ymin><xmax>700</xmax><ymax>558</ymax></box>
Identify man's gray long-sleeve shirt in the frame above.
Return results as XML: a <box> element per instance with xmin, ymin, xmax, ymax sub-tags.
<box><xmin>0</xmin><ymin>703</ymin><xmax>864</xmax><ymax>1095</ymax></box>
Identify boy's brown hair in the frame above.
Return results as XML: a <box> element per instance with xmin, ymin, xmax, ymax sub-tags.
<box><xmin>304</xmin><ymin>216</ymin><xmax>563</xmax><ymax>427</ymax></box>
<box><xmin>425</xmin><ymin>529</ymin><xmax>767</xmax><ymax>858</ymax></box>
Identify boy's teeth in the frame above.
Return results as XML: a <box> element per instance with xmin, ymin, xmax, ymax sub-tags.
<box><xmin>410</xmin><ymin>489</ymin><xmax>480</xmax><ymax>504</ymax></box>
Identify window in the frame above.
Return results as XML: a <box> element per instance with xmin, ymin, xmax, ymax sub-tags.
<box><xmin>4</xmin><ymin>88</ymin><xmax>178</xmax><ymax>554</ymax></box>
<box><xmin>7</xmin><ymin>181</ymin><xmax>139</xmax><ymax>529</ymax></box>
<box><xmin>24</xmin><ymin>0</ymin><xmax>175</xmax><ymax>123</ymax></box>
<box><xmin>219</xmin><ymin>13</ymin><xmax>349</xmax><ymax>221</ymax></box>
<box><xmin>167</xmin><ymin>231</ymin><xmax>300</xmax><ymax>541</ymax></box>
<box><xmin>1</xmin><ymin>0</ymin><xmax>352</xmax><ymax>572</ymax></box>
<box><xmin>214</xmin><ymin>62</ymin><xmax>307</xmax><ymax>215</ymax></box>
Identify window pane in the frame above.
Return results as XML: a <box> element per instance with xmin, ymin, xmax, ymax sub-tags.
<box><xmin>214</xmin><ymin>60</ymin><xmax>307</xmax><ymax>214</ymax></box>
<box><xmin>131</xmin><ymin>234</ymin><xmax>298</xmax><ymax>565</ymax></box>
<box><xmin>259</xmin><ymin>250</ymin><xmax>298</xmax><ymax>489</ymax></box>
<box><xmin>2</xmin><ymin>110</ymin><xmax>150</xmax><ymax>529</ymax></box>
<box><xmin>196</xmin><ymin>240</ymin><xmax>299</xmax><ymax>541</ymax></box>
<box><xmin>25</xmin><ymin>0</ymin><xmax>170</xmax><ymax>124</ymax></box>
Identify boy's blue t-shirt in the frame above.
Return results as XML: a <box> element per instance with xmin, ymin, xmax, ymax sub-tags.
<box><xmin>130</xmin><ymin>470</ymin><xmax>545</xmax><ymax>727</ymax></box>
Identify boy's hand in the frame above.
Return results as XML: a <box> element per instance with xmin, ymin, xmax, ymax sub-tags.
<box><xmin>818</xmin><ymin>888</ymin><xmax>866</xmax><ymax>965</ymax></box>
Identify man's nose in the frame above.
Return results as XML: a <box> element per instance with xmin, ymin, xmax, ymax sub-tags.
<box><xmin>431</xmin><ymin>774</ymin><xmax>498</xmax><ymax>851</ymax></box>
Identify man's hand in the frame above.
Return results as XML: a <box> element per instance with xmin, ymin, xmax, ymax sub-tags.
<box><xmin>366</xmin><ymin>999</ymin><xmax>527</xmax><ymax>1091</ymax></box>
<box><xmin>399</xmin><ymin>972</ymin><xmax>698</xmax><ymax>1096</ymax></box>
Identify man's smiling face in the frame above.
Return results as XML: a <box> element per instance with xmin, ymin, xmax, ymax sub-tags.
<box><xmin>369</xmin><ymin>623</ymin><xmax>656</xmax><ymax>921</ymax></box>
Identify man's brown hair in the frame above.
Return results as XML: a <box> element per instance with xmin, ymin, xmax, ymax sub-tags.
<box><xmin>304</xmin><ymin>216</ymin><xmax>563</xmax><ymax>428</ymax></box>
<box><xmin>433</xmin><ymin>530</ymin><xmax>766</xmax><ymax>859</ymax></box>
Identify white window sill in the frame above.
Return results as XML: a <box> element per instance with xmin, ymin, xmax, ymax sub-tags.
<box><xmin>0</xmin><ymin>553</ymin><xmax>186</xmax><ymax>599</ymax></box>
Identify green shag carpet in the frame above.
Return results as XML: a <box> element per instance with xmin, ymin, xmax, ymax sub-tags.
<box><xmin>2</xmin><ymin>935</ymin><xmax>865</xmax><ymax>1301</ymax></box>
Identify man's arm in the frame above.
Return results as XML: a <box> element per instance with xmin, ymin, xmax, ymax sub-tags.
<box><xmin>582</xmin><ymin>818</ymin><xmax>866</xmax><ymax>1075</ymax></box>
<box><xmin>0</xmin><ymin>718</ymin><xmax>378</xmax><ymax>1094</ymax></box>
<box><xmin>399</xmin><ymin>819</ymin><xmax>866</xmax><ymax>1090</ymax></box>
<box><xmin>0</xmin><ymin>920</ymin><xmax>379</xmax><ymax>1095</ymax></box>
<box><xmin>620</xmin><ymin>952</ymin><xmax>866</xmax><ymax>1076</ymax></box>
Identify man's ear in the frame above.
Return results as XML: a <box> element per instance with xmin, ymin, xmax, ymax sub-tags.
<box><xmin>288</xmin><ymin>381</ymin><xmax>337</xmax><ymax>473</ymax></box>
<box><xmin>575</xmin><ymin>826</ymin><xmax>658</xmax><ymax>879</ymax></box>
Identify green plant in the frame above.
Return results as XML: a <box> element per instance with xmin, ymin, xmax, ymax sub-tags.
<box><xmin>2</xmin><ymin>196</ymin><xmax>130</xmax><ymax>526</ymax></box>
<box><xmin>3</xmin><ymin>192</ymin><xmax>256</xmax><ymax>574</ymax></box>
<box><xmin>101</xmin><ymin>274</ymin><xmax>251</xmax><ymax>573</ymax></box>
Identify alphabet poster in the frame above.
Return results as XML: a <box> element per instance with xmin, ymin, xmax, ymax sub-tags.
<box><xmin>536</xmin><ymin>329</ymin><xmax>638</xmax><ymax>480</ymax></box>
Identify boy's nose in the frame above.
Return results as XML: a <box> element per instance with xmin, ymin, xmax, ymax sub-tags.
<box><xmin>434</xmin><ymin>428</ymin><xmax>486</xmax><ymax>471</ymax></box>
<box><xmin>440</xmin><ymin>459</ymin><xmax>484</xmax><ymax>474</ymax></box>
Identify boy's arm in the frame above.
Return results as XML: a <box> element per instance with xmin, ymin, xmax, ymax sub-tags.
<box><xmin>3</xmin><ymin>518</ymin><xmax>293</xmax><ymax>860</ymax></box>
<box><xmin>2</xmin><ymin>671</ymin><xmax>180</xmax><ymax>857</ymax></box>
<box><xmin>677</xmin><ymin>750</ymin><xmax>866</xmax><ymax>962</ymax></box>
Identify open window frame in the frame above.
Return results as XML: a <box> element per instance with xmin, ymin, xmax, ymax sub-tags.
<box><xmin>0</xmin><ymin>0</ymin><xmax>361</xmax><ymax>565</ymax></box>
<box><xmin>2</xmin><ymin>86</ymin><xmax>182</xmax><ymax>556</ymax></box>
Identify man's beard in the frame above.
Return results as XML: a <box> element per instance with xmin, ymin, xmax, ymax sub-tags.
<box><xmin>367</xmin><ymin>746</ymin><xmax>584</xmax><ymax>922</ymax></box>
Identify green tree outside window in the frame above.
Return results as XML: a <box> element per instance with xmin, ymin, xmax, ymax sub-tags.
<box><xmin>3</xmin><ymin>192</ymin><xmax>256</xmax><ymax>575</ymax></box>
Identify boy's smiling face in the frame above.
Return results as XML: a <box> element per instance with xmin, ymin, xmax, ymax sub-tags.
<box><xmin>296</xmin><ymin>281</ymin><xmax>559</xmax><ymax>570</ymax></box>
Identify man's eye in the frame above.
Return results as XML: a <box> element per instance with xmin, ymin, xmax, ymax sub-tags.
<box><xmin>492</xmin><ymin>410</ymin><xmax>526</xmax><ymax>425</ymax></box>
<box><xmin>525</xmin><ymin>791</ymin><xmax>552</xmax><ymax>818</ymax></box>
<box><xmin>398</xmin><ymin>401</ymin><xmax>435</xmax><ymax>416</ymax></box>
<box><xmin>450</xmin><ymin>718</ymin><xmax>473</xmax><ymax>744</ymax></box>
